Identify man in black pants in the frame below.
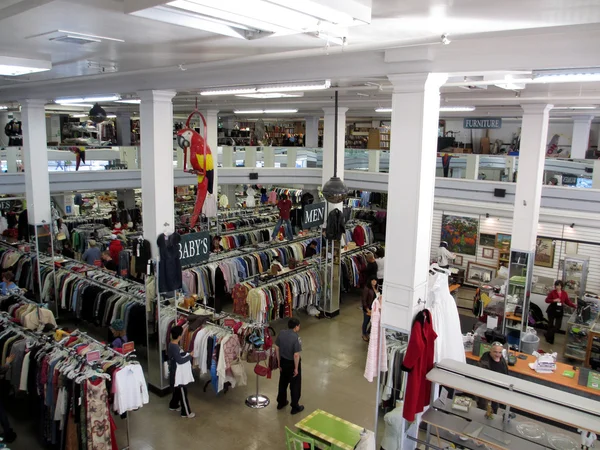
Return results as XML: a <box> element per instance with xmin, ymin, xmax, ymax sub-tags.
<box><xmin>275</xmin><ymin>318</ymin><xmax>304</xmax><ymax>415</ymax></box>
<box><xmin>168</xmin><ymin>326</ymin><xmax>195</xmax><ymax>418</ymax></box>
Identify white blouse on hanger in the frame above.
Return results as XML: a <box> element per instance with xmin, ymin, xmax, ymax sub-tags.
<box><xmin>175</xmin><ymin>359</ymin><xmax>195</xmax><ymax>386</ymax></box>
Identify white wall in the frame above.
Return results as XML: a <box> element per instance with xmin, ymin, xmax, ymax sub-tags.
<box><xmin>443</xmin><ymin>119</ymin><xmax>600</xmax><ymax>149</ymax></box>
<box><xmin>430</xmin><ymin>209</ymin><xmax>600</xmax><ymax>294</ymax></box>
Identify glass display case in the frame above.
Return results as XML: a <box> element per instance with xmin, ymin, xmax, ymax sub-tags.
<box><xmin>563</xmin><ymin>296</ymin><xmax>599</xmax><ymax>362</ymax></box>
<box><xmin>503</xmin><ymin>249</ymin><xmax>534</xmax><ymax>351</ymax></box>
<box><xmin>562</xmin><ymin>254</ymin><xmax>589</xmax><ymax>300</ymax></box>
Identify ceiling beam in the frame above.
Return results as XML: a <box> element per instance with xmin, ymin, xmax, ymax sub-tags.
<box><xmin>0</xmin><ymin>0</ymin><xmax>56</xmax><ymax>21</ymax></box>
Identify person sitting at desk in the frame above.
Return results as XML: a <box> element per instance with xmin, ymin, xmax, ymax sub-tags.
<box><xmin>544</xmin><ymin>280</ymin><xmax>576</xmax><ymax>344</ymax></box>
<box><xmin>477</xmin><ymin>342</ymin><xmax>508</xmax><ymax>414</ymax></box>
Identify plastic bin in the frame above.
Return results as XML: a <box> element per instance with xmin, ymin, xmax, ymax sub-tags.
<box><xmin>520</xmin><ymin>332</ymin><xmax>540</xmax><ymax>355</ymax></box>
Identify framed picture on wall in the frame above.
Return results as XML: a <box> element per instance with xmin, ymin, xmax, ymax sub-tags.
<box><xmin>482</xmin><ymin>248</ymin><xmax>495</xmax><ymax>259</ymax></box>
<box><xmin>535</xmin><ymin>237</ymin><xmax>555</xmax><ymax>268</ymax></box>
<box><xmin>466</xmin><ymin>262</ymin><xmax>497</xmax><ymax>285</ymax></box>
<box><xmin>495</xmin><ymin>233</ymin><xmax>512</xmax><ymax>248</ymax></box>
<box><xmin>441</xmin><ymin>214</ymin><xmax>479</xmax><ymax>256</ymax></box>
<box><xmin>479</xmin><ymin>233</ymin><xmax>496</xmax><ymax>247</ymax></box>
<box><xmin>454</xmin><ymin>255</ymin><xmax>463</xmax><ymax>266</ymax></box>
<box><xmin>565</xmin><ymin>242</ymin><xmax>578</xmax><ymax>254</ymax></box>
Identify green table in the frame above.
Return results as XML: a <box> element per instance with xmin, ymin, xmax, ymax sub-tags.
<box><xmin>295</xmin><ymin>409</ymin><xmax>363</xmax><ymax>450</ymax></box>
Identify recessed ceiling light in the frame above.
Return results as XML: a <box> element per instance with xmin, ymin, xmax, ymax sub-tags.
<box><xmin>201</xmin><ymin>88</ymin><xmax>257</xmax><ymax>96</ymax></box>
<box><xmin>115</xmin><ymin>99</ymin><xmax>141</xmax><ymax>104</ymax></box>
<box><xmin>0</xmin><ymin>56</ymin><xmax>51</xmax><ymax>76</ymax></box>
<box><xmin>375</xmin><ymin>108</ymin><xmax>392</xmax><ymax>113</ymax></box>
<box><xmin>439</xmin><ymin>106</ymin><xmax>476</xmax><ymax>112</ymax></box>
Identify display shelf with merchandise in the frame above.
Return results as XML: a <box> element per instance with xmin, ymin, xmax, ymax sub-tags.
<box><xmin>502</xmin><ymin>249</ymin><xmax>534</xmax><ymax>351</ymax></box>
<box><xmin>562</xmin><ymin>254</ymin><xmax>589</xmax><ymax>300</ymax></box>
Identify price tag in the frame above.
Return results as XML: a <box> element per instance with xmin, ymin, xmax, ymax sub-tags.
<box><xmin>86</xmin><ymin>350</ymin><xmax>101</xmax><ymax>363</ymax></box>
<box><xmin>123</xmin><ymin>341</ymin><xmax>135</xmax><ymax>354</ymax></box>
<box><xmin>439</xmin><ymin>387</ymin><xmax>449</xmax><ymax>405</ymax></box>
<box><xmin>223</xmin><ymin>319</ymin><xmax>236</xmax><ymax>328</ymax></box>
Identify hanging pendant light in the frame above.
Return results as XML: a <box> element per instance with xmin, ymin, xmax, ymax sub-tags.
<box><xmin>322</xmin><ymin>90</ymin><xmax>348</xmax><ymax>203</ymax></box>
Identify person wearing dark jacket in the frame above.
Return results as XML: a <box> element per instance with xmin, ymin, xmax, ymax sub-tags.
<box><xmin>365</xmin><ymin>252</ymin><xmax>378</xmax><ymax>280</ymax></box>
<box><xmin>362</xmin><ymin>276</ymin><xmax>378</xmax><ymax>341</ymax></box>
<box><xmin>304</xmin><ymin>241</ymin><xmax>318</xmax><ymax>258</ymax></box>
<box><xmin>0</xmin><ymin>354</ymin><xmax>17</xmax><ymax>443</ymax></box>
<box><xmin>477</xmin><ymin>342</ymin><xmax>508</xmax><ymax>413</ymax></box>
<box><xmin>544</xmin><ymin>280</ymin><xmax>576</xmax><ymax>344</ymax></box>
<box><xmin>168</xmin><ymin>326</ymin><xmax>195</xmax><ymax>418</ymax></box>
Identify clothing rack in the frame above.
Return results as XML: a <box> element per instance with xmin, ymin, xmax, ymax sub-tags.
<box><xmin>218</xmin><ymin>223</ymin><xmax>274</xmax><ymax>237</ymax></box>
<box><xmin>240</xmin><ymin>256</ymin><xmax>321</xmax><ymax>285</ymax></box>
<box><xmin>56</xmin><ymin>267</ymin><xmax>146</xmax><ymax>301</ymax></box>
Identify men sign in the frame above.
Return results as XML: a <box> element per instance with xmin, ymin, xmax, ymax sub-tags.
<box><xmin>303</xmin><ymin>202</ymin><xmax>326</xmax><ymax>229</ymax></box>
<box><xmin>178</xmin><ymin>231</ymin><xmax>210</xmax><ymax>266</ymax></box>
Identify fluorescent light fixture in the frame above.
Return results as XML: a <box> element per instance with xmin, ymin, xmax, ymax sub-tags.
<box><xmin>201</xmin><ymin>87</ymin><xmax>257</xmax><ymax>96</ymax></box>
<box><xmin>532</xmin><ymin>69</ymin><xmax>600</xmax><ymax>83</ymax></box>
<box><xmin>0</xmin><ymin>56</ymin><xmax>51</xmax><ymax>76</ymax></box>
<box><xmin>0</xmin><ymin>106</ymin><xmax>7</xmax><ymax>110</ymax></box>
<box><xmin>235</xmin><ymin>93</ymin><xmax>303</xmax><ymax>99</ymax></box>
<box><xmin>56</xmin><ymin>95</ymin><xmax>120</xmax><ymax>103</ymax></box>
<box><xmin>258</xmin><ymin>80</ymin><xmax>330</xmax><ymax>93</ymax></box>
<box><xmin>265</xmin><ymin>0</ymin><xmax>362</xmax><ymax>26</ymax></box>
<box><xmin>312</xmin><ymin>31</ymin><xmax>346</xmax><ymax>46</ymax></box>
<box><xmin>56</xmin><ymin>102</ymin><xmax>94</xmax><ymax>107</ymax></box>
<box><xmin>439</xmin><ymin>106</ymin><xmax>476</xmax><ymax>112</ymax></box>
<box><xmin>71</xmin><ymin>114</ymin><xmax>87</xmax><ymax>118</ymax></box>
<box><xmin>234</xmin><ymin>110</ymin><xmax>265</xmax><ymax>114</ymax></box>
<box><xmin>375</xmin><ymin>108</ymin><xmax>392</xmax><ymax>113</ymax></box>
<box><xmin>553</xmin><ymin>106</ymin><xmax>597</xmax><ymax>110</ymax></box>
<box><xmin>264</xmin><ymin>109</ymin><xmax>298</xmax><ymax>113</ymax></box>
<box><xmin>115</xmin><ymin>99</ymin><xmax>141</xmax><ymax>104</ymax></box>
<box><xmin>57</xmin><ymin>30</ymin><xmax>125</xmax><ymax>43</ymax></box>
<box><xmin>106</xmin><ymin>115</ymin><xmax>117</xmax><ymax>118</ymax></box>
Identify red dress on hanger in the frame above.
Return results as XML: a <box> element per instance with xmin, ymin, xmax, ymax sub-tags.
<box><xmin>401</xmin><ymin>309</ymin><xmax>437</xmax><ymax>422</ymax></box>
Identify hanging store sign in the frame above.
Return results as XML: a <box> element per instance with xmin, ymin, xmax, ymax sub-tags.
<box><xmin>178</xmin><ymin>231</ymin><xmax>210</xmax><ymax>266</ymax></box>
<box><xmin>463</xmin><ymin>118</ymin><xmax>502</xmax><ymax>129</ymax></box>
<box><xmin>303</xmin><ymin>202</ymin><xmax>326</xmax><ymax>229</ymax></box>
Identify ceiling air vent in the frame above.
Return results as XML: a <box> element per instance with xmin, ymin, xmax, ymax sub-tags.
<box><xmin>50</xmin><ymin>35</ymin><xmax>100</xmax><ymax>45</ymax></box>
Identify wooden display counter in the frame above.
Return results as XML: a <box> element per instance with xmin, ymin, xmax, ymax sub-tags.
<box><xmin>466</xmin><ymin>350</ymin><xmax>600</xmax><ymax>399</ymax></box>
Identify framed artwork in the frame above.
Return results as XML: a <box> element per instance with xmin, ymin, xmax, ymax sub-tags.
<box><xmin>535</xmin><ymin>237</ymin><xmax>555</xmax><ymax>268</ymax></box>
<box><xmin>479</xmin><ymin>233</ymin><xmax>496</xmax><ymax>247</ymax></box>
<box><xmin>441</xmin><ymin>214</ymin><xmax>479</xmax><ymax>256</ymax></box>
<box><xmin>466</xmin><ymin>262</ymin><xmax>497</xmax><ymax>285</ymax></box>
<box><xmin>482</xmin><ymin>248</ymin><xmax>495</xmax><ymax>259</ymax></box>
<box><xmin>454</xmin><ymin>255</ymin><xmax>463</xmax><ymax>266</ymax></box>
<box><xmin>495</xmin><ymin>233</ymin><xmax>512</xmax><ymax>248</ymax></box>
<box><xmin>565</xmin><ymin>242</ymin><xmax>578</xmax><ymax>254</ymax></box>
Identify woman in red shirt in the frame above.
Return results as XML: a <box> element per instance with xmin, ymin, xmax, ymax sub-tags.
<box><xmin>544</xmin><ymin>280</ymin><xmax>576</xmax><ymax>344</ymax></box>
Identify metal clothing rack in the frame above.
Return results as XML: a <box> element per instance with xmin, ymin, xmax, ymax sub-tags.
<box><xmin>55</xmin><ymin>268</ymin><xmax>146</xmax><ymax>303</ymax></box>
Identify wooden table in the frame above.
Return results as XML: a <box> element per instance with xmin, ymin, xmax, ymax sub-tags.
<box><xmin>295</xmin><ymin>409</ymin><xmax>363</xmax><ymax>450</ymax></box>
<box><xmin>466</xmin><ymin>350</ymin><xmax>600</xmax><ymax>398</ymax></box>
<box><xmin>449</xmin><ymin>283</ymin><xmax>460</xmax><ymax>294</ymax></box>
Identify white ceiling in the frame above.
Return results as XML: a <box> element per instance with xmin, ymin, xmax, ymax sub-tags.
<box><xmin>1</xmin><ymin>0</ymin><xmax>600</xmax><ymax>115</ymax></box>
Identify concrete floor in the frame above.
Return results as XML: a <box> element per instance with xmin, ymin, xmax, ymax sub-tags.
<box><xmin>5</xmin><ymin>286</ymin><xmax>574</xmax><ymax>450</ymax></box>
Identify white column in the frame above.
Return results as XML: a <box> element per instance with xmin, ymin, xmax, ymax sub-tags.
<box><xmin>200</xmin><ymin>109</ymin><xmax>219</xmax><ymax>192</ymax></box>
<box><xmin>322</xmin><ymin>106</ymin><xmax>348</xmax><ymax>211</ymax></box>
<box><xmin>505</xmin><ymin>156</ymin><xmax>516</xmax><ymax>182</ymax></box>
<box><xmin>222</xmin><ymin>146</ymin><xmax>233</xmax><ymax>167</ymax></box>
<box><xmin>368</xmin><ymin>150</ymin><xmax>380</xmax><ymax>172</ymax></box>
<box><xmin>381</xmin><ymin>73</ymin><xmax>448</xmax><ymax>333</ymax></box>
<box><xmin>5</xmin><ymin>147</ymin><xmax>18</xmax><ymax>173</ymax></box>
<box><xmin>465</xmin><ymin>154</ymin><xmax>480</xmax><ymax>180</ymax></box>
<box><xmin>20</xmin><ymin>99</ymin><xmax>51</xmax><ymax>225</ymax></box>
<box><xmin>116</xmin><ymin>112</ymin><xmax>132</xmax><ymax>146</ymax></box>
<box><xmin>571</xmin><ymin>115</ymin><xmax>593</xmax><ymax>159</ymax></box>
<box><xmin>0</xmin><ymin>112</ymin><xmax>9</xmax><ymax>146</ymax></box>
<box><xmin>512</xmin><ymin>104</ymin><xmax>553</xmax><ymax>251</ymax></box>
<box><xmin>263</xmin><ymin>146</ymin><xmax>275</xmax><ymax>167</ymax></box>
<box><xmin>592</xmin><ymin>160</ymin><xmax>600</xmax><ymax>189</ymax></box>
<box><xmin>245</xmin><ymin>147</ymin><xmax>257</xmax><ymax>168</ymax></box>
<box><xmin>304</xmin><ymin>116</ymin><xmax>319</xmax><ymax>148</ymax></box>
<box><xmin>287</xmin><ymin>148</ymin><xmax>297</xmax><ymax>167</ymax></box>
<box><xmin>138</xmin><ymin>90</ymin><xmax>176</xmax><ymax>257</ymax></box>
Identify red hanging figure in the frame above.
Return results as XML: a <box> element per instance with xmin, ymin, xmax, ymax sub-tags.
<box><xmin>176</xmin><ymin>110</ymin><xmax>214</xmax><ymax>229</ymax></box>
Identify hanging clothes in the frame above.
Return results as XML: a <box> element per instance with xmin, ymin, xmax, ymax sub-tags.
<box><xmin>364</xmin><ymin>297</ymin><xmax>387</xmax><ymax>382</ymax></box>
<box><xmin>157</xmin><ymin>233</ymin><xmax>183</xmax><ymax>292</ymax></box>
<box><xmin>428</xmin><ymin>271</ymin><xmax>466</xmax><ymax>364</ymax></box>
<box><xmin>401</xmin><ymin>309</ymin><xmax>437</xmax><ymax>422</ymax></box>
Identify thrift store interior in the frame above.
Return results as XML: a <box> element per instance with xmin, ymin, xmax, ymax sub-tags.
<box><xmin>1</xmin><ymin>1</ymin><xmax>600</xmax><ymax>449</ymax></box>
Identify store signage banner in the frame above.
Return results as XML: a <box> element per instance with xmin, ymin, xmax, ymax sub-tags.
<box><xmin>463</xmin><ymin>118</ymin><xmax>502</xmax><ymax>129</ymax></box>
<box><xmin>303</xmin><ymin>202</ymin><xmax>326</xmax><ymax>229</ymax></box>
<box><xmin>179</xmin><ymin>231</ymin><xmax>210</xmax><ymax>266</ymax></box>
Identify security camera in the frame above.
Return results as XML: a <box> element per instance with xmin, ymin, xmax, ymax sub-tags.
<box><xmin>441</xmin><ymin>34</ymin><xmax>451</xmax><ymax>45</ymax></box>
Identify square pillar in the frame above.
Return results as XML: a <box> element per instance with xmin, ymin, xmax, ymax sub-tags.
<box><xmin>116</xmin><ymin>112</ymin><xmax>132</xmax><ymax>146</ymax></box>
<box><xmin>245</xmin><ymin>147</ymin><xmax>257</xmax><ymax>168</ymax></box>
<box><xmin>381</xmin><ymin>73</ymin><xmax>448</xmax><ymax>333</ymax></box>
<box><xmin>5</xmin><ymin>146</ymin><xmax>19</xmax><ymax>173</ymax></box>
<box><xmin>305</xmin><ymin>116</ymin><xmax>319</xmax><ymax>148</ymax></box>
<box><xmin>20</xmin><ymin>99</ymin><xmax>51</xmax><ymax>225</ymax></box>
<box><xmin>571</xmin><ymin>115</ymin><xmax>593</xmax><ymax>159</ymax></box>
<box><xmin>512</xmin><ymin>104</ymin><xmax>553</xmax><ymax>251</ymax></box>
<box><xmin>287</xmin><ymin>148</ymin><xmax>297</xmax><ymax>167</ymax></box>
<box><xmin>368</xmin><ymin>150</ymin><xmax>380</xmax><ymax>172</ymax></box>
<box><xmin>138</xmin><ymin>90</ymin><xmax>176</xmax><ymax>257</ymax></box>
<box><xmin>222</xmin><ymin>146</ymin><xmax>234</xmax><ymax>167</ymax></box>
<box><xmin>593</xmin><ymin>160</ymin><xmax>600</xmax><ymax>189</ymax></box>
<box><xmin>505</xmin><ymin>156</ymin><xmax>516</xmax><ymax>182</ymax></box>
<box><xmin>465</xmin><ymin>154</ymin><xmax>480</xmax><ymax>180</ymax></box>
<box><xmin>263</xmin><ymin>146</ymin><xmax>275</xmax><ymax>167</ymax></box>
<box><xmin>322</xmin><ymin>106</ymin><xmax>348</xmax><ymax>211</ymax></box>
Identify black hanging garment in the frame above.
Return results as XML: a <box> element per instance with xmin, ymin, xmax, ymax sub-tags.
<box><xmin>133</xmin><ymin>239</ymin><xmax>152</xmax><ymax>274</ymax></box>
<box><xmin>157</xmin><ymin>233</ymin><xmax>183</xmax><ymax>292</ymax></box>
<box><xmin>325</xmin><ymin>209</ymin><xmax>345</xmax><ymax>240</ymax></box>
